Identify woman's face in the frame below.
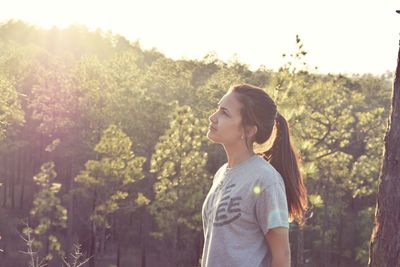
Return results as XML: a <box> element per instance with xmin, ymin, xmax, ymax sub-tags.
<box><xmin>207</xmin><ymin>92</ymin><xmax>245</xmax><ymax>145</ymax></box>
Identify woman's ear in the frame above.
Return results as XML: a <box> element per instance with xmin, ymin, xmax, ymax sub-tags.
<box><xmin>246</xmin><ymin>125</ymin><xmax>258</xmax><ymax>140</ymax></box>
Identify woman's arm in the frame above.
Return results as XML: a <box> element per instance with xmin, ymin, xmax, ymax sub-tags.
<box><xmin>265</xmin><ymin>227</ymin><xmax>291</xmax><ymax>267</ymax></box>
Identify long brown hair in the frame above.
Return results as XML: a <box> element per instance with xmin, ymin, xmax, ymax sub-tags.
<box><xmin>229</xmin><ymin>83</ymin><xmax>308</xmax><ymax>224</ymax></box>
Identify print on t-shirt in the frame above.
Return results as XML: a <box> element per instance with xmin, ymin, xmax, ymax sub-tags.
<box><xmin>207</xmin><ymin>182</ymin><xmax>242</xmax><ymax>227</ymax></box>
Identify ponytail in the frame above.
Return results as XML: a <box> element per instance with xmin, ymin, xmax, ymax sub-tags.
<box><xmin>262</xmin><ymin>112</ymin><xmax>308</xmax><ymax>225</ymax></box>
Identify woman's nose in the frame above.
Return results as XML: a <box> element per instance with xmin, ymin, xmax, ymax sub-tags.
<box><xmin>209</xmin><ymin>112</ymin><xmax>217</xmax><ymax>123</ymax></box>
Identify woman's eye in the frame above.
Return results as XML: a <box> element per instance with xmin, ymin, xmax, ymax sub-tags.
<box><xmin>216</xmin><ymin>107</ymin><xmax>228</xmax><ymax>116</ymax></box>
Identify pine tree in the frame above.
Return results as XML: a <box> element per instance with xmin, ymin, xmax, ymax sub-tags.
<box><xmin>368</xmin><ymin>33</ymin><xmax>400</xmax><ymax>267</ymax></box>
<box><xmin>0</xmin><ymin>73</ymin><xmax>24</xmax><ymax>142</ymax></box>
<box><xmin>26</xmin><ymin>159</ymin><xmax>67</xmax><ymax>263</ymax></box>
<box><xmin>74</xmin><ymin>124</ymin><xmax>146</xmax><ymax>266</ymax></box>
<box><xmin>149</xmin><ymin>104</ymin><xmax>211</xmax><ymax>264</ymax></box>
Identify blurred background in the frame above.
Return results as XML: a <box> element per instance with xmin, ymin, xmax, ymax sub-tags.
<box><xmin>0</xmin><ymin>1</ymin><xmax>398</xmax><ymax>266</ymax></box>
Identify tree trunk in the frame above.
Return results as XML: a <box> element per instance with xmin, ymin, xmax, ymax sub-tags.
<box><xmin>19</xmin><ymin>146</ymin><xmax>29</xmax><ymax>210</ymax></box>
<box><xmin>141</xmin><ymin>241</ymin><xmax>146</xmax><ymax>267</ymax></box>
<box><xmin>368</xmin><ymin>37</ymin><xmax>400</xmax><ymax>267</ymax></box>
<box><xmin>2</xmin><ymin>155</ymin><xmax>8</xmax><ymax>207</ymax></box>
<box><xmin>89</xmin><ymin>188</ymin><xmax>98</xmax><ymax>267</ymax></box>
<box><xmin>13</xmin><ymin>147</ymin><xmax>22</xmax><ymax>209</ymax></box>
<box><xmin>296</xmin><ymin>224</ymin><xmax>304</xmax><ymax>267</ymax></box>
<box><xmin>116</xmin><ymin>241</ymin><xmax>121</xmax><ymax>267</ymax></box>
<box><xmin>140</xmin><ymin>208</ymin><xmax>148</xmax><ymax>267</ymax></box>
<box><xmin>89</xmin><ymin>221</ymin><xmax>96</xmax><ymax>267</ymax></box>
<box><xmin>10</xmin><ymin>150</ymin><xmax>15</xmax><ymax>209</ymax></box>
<box><xmin>66</xmin><ymin>156</ymin><xmax>74</xmax><ymax>259</ymax></box>
<box><xmin>321</xmin><ymin>174</ymin><xmax>330</xmax><ymax>267</ymax></box>
<box><xmin>336</xmin><ymin>211</ymin><xmax>344</xmax><ymax>267</ymax></box>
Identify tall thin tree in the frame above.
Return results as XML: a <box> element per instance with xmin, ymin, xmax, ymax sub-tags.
<box><xmin>368</xmin><ymin>13</ymin><xmax>400</xmax><ymax>266</ymax></box>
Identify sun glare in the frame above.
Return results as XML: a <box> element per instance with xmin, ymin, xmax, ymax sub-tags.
<box><xmin>1</xmin><ymin>0</ymin><xmax>399</xmax><ymax>74</ymax></box>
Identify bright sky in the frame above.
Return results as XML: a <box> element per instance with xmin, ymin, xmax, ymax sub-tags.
<box><xmin>1</xmin><ymin>0</ymin><xmax>399</xmax><ymax>74</ymax></box>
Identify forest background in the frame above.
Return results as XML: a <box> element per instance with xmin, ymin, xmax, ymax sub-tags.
<box><xmin>0</xmin><ymin>20</ymin><xmax>394</xmax><ymax>266</ymax></box>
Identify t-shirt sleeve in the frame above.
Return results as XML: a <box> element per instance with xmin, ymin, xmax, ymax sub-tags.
<box><xmin>255</xmin><ymin>181</ymin><xmax>289</xmax><ymax>235</ymax></box>
<box><xmin>202</xmin><ymin>212</ymin><xmax>207</xmax><ymax>238</ymax></box>
<box><xmin>211</xmin><ymin>164</ymin><xmax>226</xmax><ymax>186</ymax></box>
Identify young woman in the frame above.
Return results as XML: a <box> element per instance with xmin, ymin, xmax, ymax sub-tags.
<box><xmin>202</xmin><ymin>84</ymin><xmax>308</xmax><ymax>267</ymax></box>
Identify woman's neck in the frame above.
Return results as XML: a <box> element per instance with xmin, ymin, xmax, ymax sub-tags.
<box><xmin>223</xmin><ymin>144</ymin><xmax>256</xmax><ymax>168</ymax></box>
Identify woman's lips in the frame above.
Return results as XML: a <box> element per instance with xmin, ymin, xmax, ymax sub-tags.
<box><xmin>209</xmin><ymin>125</ymin><xmax>217</xmax><ymax>131</ymax></box>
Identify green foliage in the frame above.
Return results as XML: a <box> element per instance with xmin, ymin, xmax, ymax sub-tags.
<box><xmin>135</xmin><ymin>192</ymin><xmax>150</xmax><ymax>207</ymax></box>
<box><xmin>75</xmin><ymin>124</ymin><xmax>146</xmax><ymax>227</ymax></box>
<box><xmin>150</xmin><ymin>105</ymin><xmax>211</xmax><ymax>242</ymax></box>
<box><xmin>308</xmin><ymin>194</ymin><xmax>324</xmax><ymax>208</ymax></box>
<box><xmin>195</xmin><ymin>66</ymin><xmax>248</xmax><ymax>114</ymax></box>
<box><xmin>141</xmin><ymin>57</ymin><xmax>194</xmax><ymax>104</ymax></box>
<box><xmin>0</xmin><ymin>73</ymin><xmax>24</xmax><ymax>141</ymax></box>
<box><xmin>27</xmin><ymin>161</ymin><xmax>67</xmax><ymax>262</ymax></box>
<box><xmin>29</xmin><ymin>58</ymin><xmax>76</xmax><ymax>135</ymax></box>
<box><xmin>354</xmin><ymin>207</ymin><xmax>375</xmax><ymax>265</ymax></box>
<box><xmin>0</xmin><ymin>22</ymin><xmax>393</xmax><ymax>266</ymax></box>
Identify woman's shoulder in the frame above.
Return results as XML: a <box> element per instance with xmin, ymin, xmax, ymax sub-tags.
<box><xmin>211</xmin><ymin>162</ymin><xmax>228</xmax><ymax>182</ymax></box>
<box><xmin>215</xmin><ymin>162</ymin><xmax>228</xmax><ymax>175</ymax></box>
<box><xmin>250</xmin><ymin>156</ymin><xmax>284</xmax><ymax>188</ymax></box>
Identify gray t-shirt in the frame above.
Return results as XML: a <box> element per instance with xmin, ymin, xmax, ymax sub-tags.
<box><xmin>201</xmin><ymin>154</ymin><xmax>289</xmax><ymax>267</ymax></box>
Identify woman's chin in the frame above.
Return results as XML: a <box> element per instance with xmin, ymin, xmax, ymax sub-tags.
<box><xmin>206</xmin><ymin>131</ymin><xmax>218</xmax><ymax>142</ymax></box>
